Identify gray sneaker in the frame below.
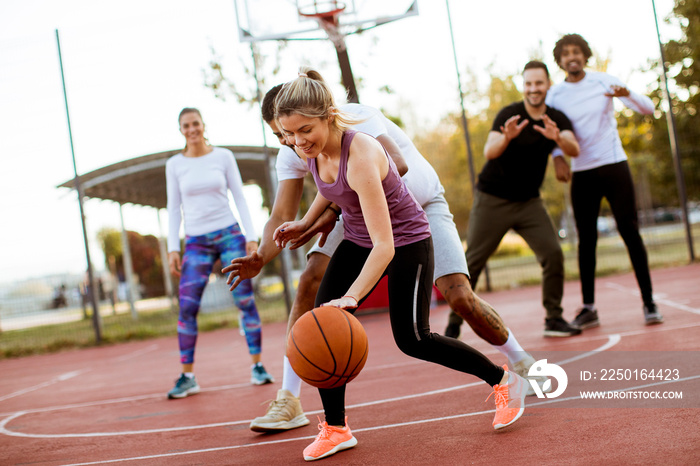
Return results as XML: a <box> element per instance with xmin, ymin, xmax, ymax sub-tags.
<box><xmin>644</xmin><ymin>303</ymin><xmax>664</xmax><ymax>325</ymax></box>
<box><xmin>512</xmin><ymin>354</ymin><xmax>552</xmax><ymax>397</ymax></box>
<box><xmin>572</xmin><ymin>308</ymin><xmax>600</xmax><ymax>330</ymax></box>
<box><xmin>250</xmin><ymin>389</ymin><xmax>310</xmax><ymax>432</ymax></box>
<box><xmin>251</xmin><ymin>363</ymin><xmax>274</xmax><ymax>385</ymax></box>
<box><xmin>167</xmin><ymin>374</ymin><xmax>200</xmax><ymax>399</ymax></box>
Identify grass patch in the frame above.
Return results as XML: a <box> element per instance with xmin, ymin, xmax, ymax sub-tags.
<box><xmin>0</xmin><ymin>298</ymin><xmax>288</xmax><ymax>359</ymax></box>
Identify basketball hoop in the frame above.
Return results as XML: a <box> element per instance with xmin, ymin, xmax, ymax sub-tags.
<box><xmin>298</xmin><ymin>1</ymin><xmax>346</xmax><ymax>25</ymax></box>
<box><xmin>298</xmin><ymin>1</ymin><xmax>347</xmax><ymax>49</ymax></box>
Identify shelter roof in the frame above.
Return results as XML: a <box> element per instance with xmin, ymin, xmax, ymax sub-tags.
<box><xmin>58</xmin><ymin>146</ymin><xmax>274</xmax><ymax>209</ymax></box>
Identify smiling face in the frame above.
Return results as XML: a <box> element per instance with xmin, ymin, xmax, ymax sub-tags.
<box><xmin>179</xmin><ymin>111</ymin><xmax>205</xmax><ymax>145</ymax></box>
<box><xmin>277</xmin><ymin>113</ymin><xmax>332</xmax><ymax>159</ymax></box>
<box><xmin>558</xmin><ymin>44</ymin><xmax>587</xmax><ymax>80</ymax></box>
<box><xmin>523</xmin><ymin>67</ymin><xmax>550</xmax><ymax>109</ymax></box>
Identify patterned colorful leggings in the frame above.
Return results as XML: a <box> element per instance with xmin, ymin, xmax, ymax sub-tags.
<box><xmin>177</xmin><ymin>224</ymin><xmax>261</xmax><ymax>364</ymax></box>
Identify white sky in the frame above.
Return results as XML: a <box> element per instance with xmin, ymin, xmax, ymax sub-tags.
<box><xmin>0</xmin><ymin>0</ymin><xmax>678</xmax><ymax>283</ymax></box>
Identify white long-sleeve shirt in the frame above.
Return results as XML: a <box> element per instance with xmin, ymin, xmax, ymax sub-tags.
<box><xmin>546</xmin><ymin>71</ymin><xmax>654</xmax><ymax>172</ymax></box>
<box><xmin>166</xmin><ymin>147</ymin><xmax>257</xmax><ymax>252</ymax></box>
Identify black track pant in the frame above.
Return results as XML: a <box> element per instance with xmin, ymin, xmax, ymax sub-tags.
<box><xmin>315</xmin><ymin>238</ymin><xmax>504</xmax><ymax>426</ymax></box>
<box><xmin>571</xmin><ymin>161</ymin><xmax>653</xmax><ymax>306</ymax></box>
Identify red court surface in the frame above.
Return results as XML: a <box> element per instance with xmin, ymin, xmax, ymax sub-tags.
<box><xmin>1</xmin><ymin>263</ymin><xmax>699</xmax><ymax>465</ymax></box>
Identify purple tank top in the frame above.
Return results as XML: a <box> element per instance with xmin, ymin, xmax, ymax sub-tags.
<box><xmin>307</xmin><ymin>130</ymin><xmax>430</xmax><ymax>248</ymax></box>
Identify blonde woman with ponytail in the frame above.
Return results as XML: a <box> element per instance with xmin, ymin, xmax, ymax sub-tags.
<box><xmin>271</xmin><ymin>68</ymin><xmax>530</xmax><ymax>462</ymax></box>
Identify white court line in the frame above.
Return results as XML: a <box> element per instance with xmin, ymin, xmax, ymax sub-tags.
<box><xmin>605</xmin><ymin>282</ymin><xmax>700</xmax><ymax>314</ymax></box>
<box><xmin>0</xmin><ymin>382</ymin><xmax>254</xmax><ymax>418</ymax></box>
<box><xmin>554</xmin><ymin>334</ymin><xmax>621</xmax><ymax>365</ymax></box>
<box><xmin>60</xmin><ymin>373</ymin><xmax>700</xmax><ymax>466</ymax></box>
<box><xmin>0</xmin><ymin>344</ymin><xmax>165</xmax><ymax>407</ymax></box>
<box><xmin>0</xmin><ymin>335</ymin><xmax>621</xmax><ymax>440</ymax></box>
<box><xmin>0</xmin><ymin>370</ymin><xmax>87</xmax><ymax>403</ymax></box>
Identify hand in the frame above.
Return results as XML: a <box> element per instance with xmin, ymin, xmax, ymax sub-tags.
<box><xmin>323</xmin><ymin>295</ymin><xmax>359</xmax><ymax>310</ymax></box>
<box><xmin>273</xmin><ymin>220</ymin><xmax>308</xmax><ymax>248</ymax></box>
<box><xmin>246</xmin><ymin>241</ymin><xmax>258</xmax><ymax>256</ymax></box>
<box><xmin>500</xmin><ymin>115</ymin><xmax>529</xmax><ymax>141</ymax></box>
<box><xmin>533</xmin><ymin>114</ymin><xmax>560</xmax><ymax>142</ymax></box>
<box><xmin>553</xmin><ymin>156</ymin><xmax>571</xmax><ymax>183</ymax></box>
<box><xmin>605</xmin><ymin>85</ymin><xmax>630</xmax><ymax>98</ymax></box>
<box><xmin>168</xmin><ymin>252</ymin><xmax>182</xmax><ymax>278</ymax></box>
<box><xmin>288</xmin><ymin>208</ymin><xmax>337</xmax><ymax>250</ymax></box>
<box><xmin>222</xmin><ymin>251</ymin><xmax>264</xmax><ymax>291</ymax></box>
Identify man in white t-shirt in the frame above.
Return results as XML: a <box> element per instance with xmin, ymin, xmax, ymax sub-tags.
<box><xmin>546</xmin><ymin>33</ymin><xmax>663</xmax><ymax>328</ymax></box>
<box><xmin>223</xmin><ymin>85</ymin><xmax>549</xmax><ymax>433</ymax></box>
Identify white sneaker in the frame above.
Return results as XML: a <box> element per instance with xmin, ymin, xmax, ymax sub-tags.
<box><xmin>512</xmin><ymin>353</ymin><xmax>552</xmax><ymax>397</ymax></box>
<box><xmin>250</xmin><ymin>389</ymin><xmax>310</xmax><ymax>432</ymax></box>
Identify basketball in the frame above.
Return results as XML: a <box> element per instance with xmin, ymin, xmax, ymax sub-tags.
<box><xmin>286</xmin><ymin>305</ymin><xmax>369</xmax><ymax>389</ymax></box>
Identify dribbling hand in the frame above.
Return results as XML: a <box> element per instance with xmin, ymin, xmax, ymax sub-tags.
<box><xmin>323</xmin><ymin>295</ymin><xmax>359</xmax><ymax>310</ymax></box>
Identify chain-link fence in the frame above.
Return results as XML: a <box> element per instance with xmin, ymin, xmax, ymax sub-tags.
<box><xmin>2</xmin><ymin>216</ymin><xmax>697</xmax><ymax>358</ymax></box>
<box><xmin>0</xmin><ymin>265</ymin><xmax>292</xmax><ymax>358</ymax></box>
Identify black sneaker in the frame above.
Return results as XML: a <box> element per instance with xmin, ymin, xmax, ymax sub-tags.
<box><xmin>643</xmin><ymin>303</ymin><xmax>664</xmax><ymax>325</ymax></box>
<box><xmin>444</xmin><ymin>312</ymin><xmax>463</xmax><ymax>338</ymax></box>
<box><xmin>544</xmin><ymin>318</ymin><xmax>582</xmax><ymax>337</ymax></box>
<box><xmin>572</xmin><ymin>308</ymin><xmax>600</xmax><ymax>329</ymax></box>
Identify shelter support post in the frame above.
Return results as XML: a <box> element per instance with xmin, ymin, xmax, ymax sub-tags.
<box><xmin>118</xmin><ymin>204</ymin><xmax>139</xmax><ymax>319</ymax></box>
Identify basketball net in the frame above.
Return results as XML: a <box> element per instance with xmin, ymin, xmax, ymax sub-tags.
<box><xmin>298</xmin><ymin>1</ymin><xmax>348</xmax><ymax>51</ymax></box>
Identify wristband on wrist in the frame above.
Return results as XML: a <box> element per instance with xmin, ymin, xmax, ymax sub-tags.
<box><xmin>327</xmin><ymin>205</ymin><xmax>341</xmax><ymax>221</ymax></box>
<box><xmin>342</xmin><ymin>295</ymin><xmax>358</xmax><ymax>308</ymax></box>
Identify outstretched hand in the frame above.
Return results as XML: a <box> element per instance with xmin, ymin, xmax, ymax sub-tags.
<box><xmin>605</xmin><ymin>85</ymin><xmax>630</xmax><ymax>98</ymax></box>
<box><xmin>273</xmin><ymin>220</ymin><xmax>307</xmax><ymax>249</ymax></box>
<box><xmin>287</xmin><ymin>209</ymin><xmax>338</xmax><ymax>250</ymax></box>
<box><xmin>222</xmin><ymin>251</ymin><xmax>264</xmax><ymax>291</ymax></box>
<box><xmin>532</xmin><ymin>114</ymin><xmax>560</xmax><ymax>141</ymax></box>
<box><xmin>501</xmin><ymin>115</ymin><xmax>529</xmax><ymax>141</ymax></box>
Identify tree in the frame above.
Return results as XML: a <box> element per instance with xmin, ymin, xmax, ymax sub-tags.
<box><xmin>97</xmin><ymin>228</ymin><xmax>165</xmax><ymax>298</ymax></box>
<box><xmin>630</xmin><ymin>0</ymin><xmax>700</xmax><ymax>208</ymax></box>
<box><xmin>414</xmin><ymin>72</ymin><xmax>524</xmax><ymax>234</ymax></box>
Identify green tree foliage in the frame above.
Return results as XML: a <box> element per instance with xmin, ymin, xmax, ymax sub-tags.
<box><xmin>618</xmin><ymin>0</ymin><xmax>700</xmax><ymax>210</ymax></box>
<box><xmin>639</xmin><ymin>0</ymin><xmax>700</xmax><ymax>205</ymax></box>
<box><xmin>97</xmin><ymin>228</ymin><xmax>165</xmax><ymax>298</ymax></box>
<box><xmin>203</xmin><ymin>42</ymin><xmax>287</xmax><ymax>107</ymax></box>
<box><xmin>414</xmin><ymin>73</ymin><xmax>525</xmax><ymax>234</ymax></box>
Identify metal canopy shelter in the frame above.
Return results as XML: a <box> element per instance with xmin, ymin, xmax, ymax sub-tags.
<box><xmin>58</xmin><ymin>145</ymin><xmax>276</xmax><ymax>316</ymax></box>
<box><xmin>58</xmin><ymin>146</ymin><xmax>273</xmax><ymax>208</ymax></box>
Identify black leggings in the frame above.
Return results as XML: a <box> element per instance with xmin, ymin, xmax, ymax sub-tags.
<box><xmin>315</xmin><ymin>238</ymin><xmax>504</xmax><ymax>426</ymax></box>
<box><xmin>571</xmin><ymin>161</ymin><xmax>653</xmax><ymax>305</ymax></box>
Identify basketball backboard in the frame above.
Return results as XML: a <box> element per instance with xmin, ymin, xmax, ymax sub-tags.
<box><xmin>234</xmin><ymin>0</ymin><xmax>419</xmax><ymax>42</ymax></box>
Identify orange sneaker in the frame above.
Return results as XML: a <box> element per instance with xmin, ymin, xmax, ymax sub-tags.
<box><xmin>486</xmin><ymin>364</ymin><xmax>527</xmax><ymax>430</ymax></box>
<box><xmin>303</xmin><ymin>416</ymin><xmax>357</xmax><ymax>461</ymax></box>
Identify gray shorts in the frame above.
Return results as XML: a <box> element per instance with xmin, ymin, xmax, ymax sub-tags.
<box><xmin>307</xmin><ymin>216</ymin><xmax>345</xmax><ymax>259</ymax></box>
<box><xmin>423</xmin><ymin>192</ymin><xmax>469</xmax><ymax>280</ymax></box>
<box><xmin>307</xmin><ymin>192</ymin><xmax>469</xmax><ymax>282</ymax></box>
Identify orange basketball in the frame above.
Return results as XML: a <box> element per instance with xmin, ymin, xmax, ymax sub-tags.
<box><xmin>286</xmin><ymin>306</ymin><xmax>369</xmax><ymax>389</ymax></box>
